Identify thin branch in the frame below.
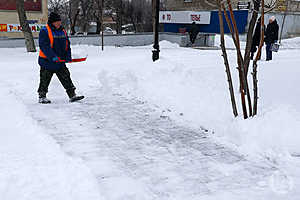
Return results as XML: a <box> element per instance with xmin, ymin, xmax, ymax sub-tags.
<box><xmin>217</xmin><ymin>0</ymin><xmax>238</xmax><ymax>117</ymax></box>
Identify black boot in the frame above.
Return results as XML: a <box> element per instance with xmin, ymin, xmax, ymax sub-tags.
<box><xmin>67</xmin><ymin>89</ymin><xmax>84</xmax><ymax>102</ymax></box>
<box><xmin>38</xmin><ymin>93</ymin><xmax>51</xmax><ymax>104</ymax></box>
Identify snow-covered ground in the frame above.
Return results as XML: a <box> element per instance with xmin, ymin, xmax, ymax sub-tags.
<box><xmin>0</xmin><ymin>36</ymin><xmax>300</xmax><ymax>199</ymax></box>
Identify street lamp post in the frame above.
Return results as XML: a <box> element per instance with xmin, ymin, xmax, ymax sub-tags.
<box><xmin>101</xmin><ymin>0</ymin><xmax>104</xmax><ymax>51</ymax></box>
<box><xmin>152</xmin><ymin>0</ymin><xmax>160</xmax><ymax>62</ymax></box>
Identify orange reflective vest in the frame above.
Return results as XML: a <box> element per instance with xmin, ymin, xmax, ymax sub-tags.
<box><xmin>39</xmin><ymin>24</ymin><xmax>68</xmax><ymax>59</ymax></box>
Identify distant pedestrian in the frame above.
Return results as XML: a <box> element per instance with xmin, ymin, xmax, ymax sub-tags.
<box><xmin>265</xmin><ymin>16</ymin><xmax>279</xmax><ymax>61</ymax></box>
<box><xmin>38</xmin><ymin>12</ymin><xmax>84</xmax><ymax>104</ymax></box>
<box><xmin>250</xmin><ymin>17</ymin><xmax>265</xmax><ymax>60</ymax></box>
<box><xmin>188</xmin><ymin>22</ymin><xmax>199</xmax><ymax>46</ymax></box>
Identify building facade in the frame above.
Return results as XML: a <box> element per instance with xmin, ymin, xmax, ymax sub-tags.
<box><xmin>164</xmin><ymin>0</ymin><xmax>243</xmax><ymax>11</ymax></box>
<box><xmin>0</xmin><ymin>0</ymin><xmax>48</xmax><ymax>38</ymax></box>
<box><xmin>161</xmin><ymin>0</ymin><xmax>249</xmax><ymax>34</ymax></box>
<box><xmin>165</xmin><ymin>0</ymin><xmax>300</xmax><ymax>13</ymax></box>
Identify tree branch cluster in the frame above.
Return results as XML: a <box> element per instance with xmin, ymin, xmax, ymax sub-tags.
<box><xmin>49</xmin><ymin>0</ymin><xmax>155</xmax><ymax>35</ymax></box>
<box><xmin>217</xmin><ymin>0</ymin><xmax>265</xmax><ymax>119</ymax></box>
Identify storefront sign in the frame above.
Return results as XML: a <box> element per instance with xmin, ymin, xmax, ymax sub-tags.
<box><xmin>159</xmin><ymin>11</ymin><xmax>211</xmax><ymax>24</ymax></box>
<box><xmin>3</xmin><ymin>24</ymin><xmax>45</xmax><ymax>32</ymax></box>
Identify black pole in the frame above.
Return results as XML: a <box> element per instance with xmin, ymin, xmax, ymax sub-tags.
<box><xmin>101</xmin><ymin>0</ymin><xmax>104</xmax><ymax>51</ymax></box>
<box><xmin>152</xmin><ymin>0</ymin><xmax>160</xmax><ymax>62</ymax></box>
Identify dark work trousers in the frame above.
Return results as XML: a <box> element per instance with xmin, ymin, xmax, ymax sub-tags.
<box><xmin>38</xmin><ymin>65</ymin><xmax>76</xmax><ymax>98</ymax></box>
<box><xmin>266</xmin><ymin>43</ymin><xmax>272</xmax><ymax>61</ymax></box>
<box><xmin>190</xmin><ymin>34</ymin><xmax>197</xmax><ymax>44</ymax></box>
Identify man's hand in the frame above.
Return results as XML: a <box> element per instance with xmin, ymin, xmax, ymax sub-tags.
<box><xmin>52</xmin><ymin>57</ymin><xmax>59</xmax><ymax>62</ymax></box>
<box><xmin>66</xmin><ymin>57</ymin><xmax>72</xmax><ymax>63</ymax></box>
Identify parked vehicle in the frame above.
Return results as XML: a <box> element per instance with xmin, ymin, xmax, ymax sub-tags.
<box><xmin>122</xmin><ymin>24</ymin><xmax>135</xmax><ymax>34</ymax></box>
<box><xmin>74</xmin><ymin>32</ymin><xmax>84</xmax><ymax>36</ymax></box>
<box><xmin>103</xmin><ymin>27</ymin><xmax>115</xmax><ymax>35</ymax></box>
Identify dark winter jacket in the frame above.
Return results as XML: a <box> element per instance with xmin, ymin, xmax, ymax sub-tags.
<box><xmin>188</xmin><ymin>23</ymin><xmax>199</xmax><ymax>38</ymax></box>
<box><xmin>265</xmin><ymin>20</ymin><xmax>279</xmax><ymax>44</ymax></box>
<box><xmin>252</xmin><ymin>21</ymin><xmax>265</xmax><ymax>47</ymax></box>
<box><xmin>38</xmin><ymin>23</ymin><xmax>71</xmax><ymax>71</ymax></box>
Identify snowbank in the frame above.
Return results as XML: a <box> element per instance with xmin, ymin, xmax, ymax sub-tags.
<box><xmin>215</xmin><ymin>34</ymin><xmax>247</xmax><ymax>49</ymax></box>
<box><xmin>0</xmin><ymin>86</ymin><xmax>102</xmax><ymax>200</ymax></box>
<box><xmin>93</xmin><ymin>39</ymin><xmax>300</xmax><ymax>159</ymax></box>
<box><xmin>280</xmin><ymin>37</ymin><xmax>300</xmax><ymax>49</ymax></box>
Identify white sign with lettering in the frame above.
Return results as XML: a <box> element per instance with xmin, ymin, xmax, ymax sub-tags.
<box><xmin>159</xmin><ymin>11</ymin><xmax>211</xmax><ymax>24</ymax></box>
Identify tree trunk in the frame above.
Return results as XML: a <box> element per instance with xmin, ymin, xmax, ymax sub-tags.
<box><xmin>152</xmin><ymin>0</ymin><xmax>155</xmax><ymax>33</ymax></box>
<box><xmin>71</xmin><ymin>9</ymin><xmax>80</xmax><ymax>35</ymax></box>
<box><xmin>115</xmin><ymin>0</ymin><xmax>123</xmax><ymax>34</ymax></box>
<box><xmin>217</xmin><ymin>0</ymin><xmax>238</xmax><ymax>117</ymax></box>
<box><xmin>16</xmin><ymin>0</ymin><xmax>36</xmax><ymax>52</ymax></box>
<box><xmin>253</xmin><ymin>0</ymin><xmax>265</xmax><ymax>116</ymax></box>
<box><xmin>227</xmin><ymin>0</ymin><xmax>252</xmax><ymax>118</ymax></box>
<box><xmin>96</xmin><ymin>21</ymin><xmax>101</xmax><ymax>34</ymax></box>
<box><xmin>221</xmin><ymin>7</ymin><xmax>248</xmax><ymax>117</ymax></box>
<box><xmin>244</xmin><ymin>0</ymin><xmax>260</xmax><ymax>75</ymax></box>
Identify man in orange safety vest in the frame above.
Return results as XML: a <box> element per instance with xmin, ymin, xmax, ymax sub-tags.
<box><xmin>38</xmin><ymin>12</ymin><xmax>84</xmax><ymax>104</ymax></box>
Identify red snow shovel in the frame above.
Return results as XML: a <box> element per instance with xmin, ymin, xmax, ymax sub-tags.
<box><xmin>57</xmin><ymin>57</ymin><xmax>87</xmax><ymax>63</ymax></box>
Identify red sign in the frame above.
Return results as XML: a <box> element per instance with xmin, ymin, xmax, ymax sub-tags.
<box><xmin>162</xmin><ymin>14</ymin><xmax>172</xmax><ymax>21</ymax></box>
<box><xmin>191</xmin><ymin>14</ymin><xmax>201</xmax><ymax>22</ymax></box>
<box><xmin>0</xmin><ymin>24</ymin><xmax>7</xmax><ymax>32</ymax></box>
<box><xmin>0</xmin><ymin>0</ymin><xmax>42</xmax><ymax>11</ymax></box>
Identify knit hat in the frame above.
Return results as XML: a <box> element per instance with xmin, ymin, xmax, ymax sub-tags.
<box><xmin>48</xmin><ymin>12</ymin><xmax>61</xmax><ymax>24</ymax></box>
<box><xmin>270</xmin><ymin>16</ymin><xmax>276</xmax><ymax>22</ymax></box>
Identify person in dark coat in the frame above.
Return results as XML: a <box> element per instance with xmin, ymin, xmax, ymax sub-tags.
<box><xmin>265</xmin><ymin>16</ymin><xmax>279</xmax><ymax>61</ymax></box>
<box><xmin>38</xmin><ymin>12</ymin><xmax>84</xmax><ymax>103</ymax></box>
<box><xmin>188</xmin><ymin>22</ymin><xmax>199</xmax><ymax>46</ymax></box>
<box><xmin>250</xmin><ymin>17</ymin><xmax>265</xmax><ymax>60</ymax></box>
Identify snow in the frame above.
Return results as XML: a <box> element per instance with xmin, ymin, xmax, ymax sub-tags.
<box><xmin>280</xmin><ymin>37</ymin><xmax>300</xmax><ymax>49</ymax></box>
<box><xmin>215</xmin><ymin>34</ymin><xmax>247</xmax><ymax>49</ymax></box>
<box><xmin>95</xmin><ymin>39</ymin><xmax>300</xmax><ymax>156</ymax></box>
<box><xmin>0</xmin><ymin>36</ymin><xmax>300</xmax><ymax>199</ymax></box>
<box><xmin>0</xmin><ymin>85</ymin><xmax>102</xmax><ymax>200</ymax></box>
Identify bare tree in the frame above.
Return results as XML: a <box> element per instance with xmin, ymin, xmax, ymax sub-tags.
<box><xmin>77</xmin><ymin>0</ymin><xmax>94</xmax><ymax>33</ymax></box>
<box><xmin>69</xmin><ymin>0</ymin><xmax>80</xmax><ymax>35</ymax></box>
<box><xmin>16</xmin><ymin>0</ymin><xmax>36</xmax><ymax>52</ymax></box>
<box><xmin>113</xmin><ymin>0</ymin><xmax>123</xmax><ymax>34</ymax></box>
<box><xmin>218</xmin><ymin>0</ymin><xmax>267</xmax><ymax>118</ymax></box>
<box><xmin>48</xmin><ymin>0</ymin><xmax>154</xmax><ymax>35</ymax></box>
<box><xmin>93</xmin><ymin>0</ymin><xmax>103</xmax><ymax>34</ymax></box>
<box><xmin>265</xmin><ymin>0</ymin><xmax>278</xmax><ymax>12</ymax></box>
<box><xmin>122</xmin><ymin>0</ymin><xmax>152</xmax><ymax>32</ymax></box>
<box><xmin>48</xmin><ymin>0</ymin><xmax>64</xmax><ymax>13</ymax></box>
